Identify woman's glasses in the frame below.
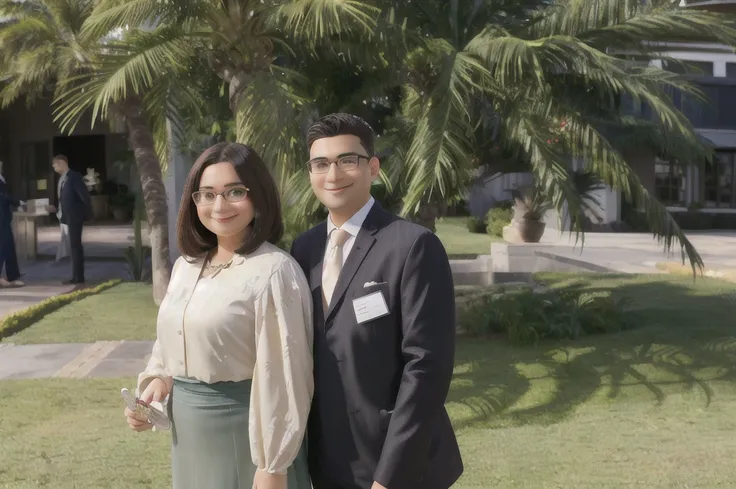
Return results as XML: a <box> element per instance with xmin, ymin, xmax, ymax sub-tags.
<box><xmin>192</xmin><ymin>186</ymin><xmax>249</xmax><ymax>206</ymax></box>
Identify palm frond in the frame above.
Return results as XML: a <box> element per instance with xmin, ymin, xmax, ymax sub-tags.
<box><xmin>0</xmin><ymin>46</ymin><xmax>56</xmax><ymax>108</ymax></box>
<box><xmin>53</xmin><ymin>24</ymin><xmax>192</xmax><ymax>132</ymax></box>
<box><xmin>273</xmin><ymin>0</ymin><xmax>380</xmax><ymax>45</ymax></box>
<box><xmin>81</xmin><ymin>0</ymin><xmax>171</xmax><ymax>40</ymax></box>
<box><xmin>233</xmin><ymin>65</ymin><xmax>314</xmax><ymax>191</ymax></box>
<box><xmin>565</xmin><ymin>116</ymin><xmax>704</xmax><ymax>271</ymax></box>
<box><xmin>502</xmin><ymin>105</ymin><xmax>588</xmax><ymax>238</ymax></box>
<box><xmin>400</xmin><ymin>51</ymin><xmax>485</xmax><ymax>215</ymax></box>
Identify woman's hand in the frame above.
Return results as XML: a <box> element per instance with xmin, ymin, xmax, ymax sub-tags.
<box><xmin>252</xmin><ymin>469</ymin><xmax>287</xmax><ymax>489</ymax></box>
<box><xmin>124</xmin><ymin>377</ymin><xmax>169</xmax><ymax>432</ymax></box>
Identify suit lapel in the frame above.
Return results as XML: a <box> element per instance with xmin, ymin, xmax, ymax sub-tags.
<box><xmin>309</xmin><ymin>223</ymin><xmax>328</xmax><ymax>295</ymax></box>
<box><xmin>325</xmin><ymin>204</ymin><xmax>383</xmax><ymax>324</ymax></box>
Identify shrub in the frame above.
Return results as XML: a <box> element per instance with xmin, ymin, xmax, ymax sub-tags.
<box><xmin>466</xmin><ymin>216</ymin><xmax>487</xmax><ymax>233</ymax></box>
<box><xmin>458</xmin><ymin>287</ymin><xmax>634</xmax><ymax>346</ymax></box>
<box><xmin>486</xmin><ymin>207</ymin><xmax>513</xmax><ymax>237</ymax></box>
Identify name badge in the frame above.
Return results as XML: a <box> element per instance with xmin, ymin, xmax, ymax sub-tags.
<box><xmin>352</xmin><ymin>291</ymin><xmax>390</xmax><ymax>324</ymax></box>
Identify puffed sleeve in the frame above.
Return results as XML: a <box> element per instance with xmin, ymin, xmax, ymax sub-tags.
<box><xmin>249</xmin><ymin>257</ymin><xmax>314</xmax><ymax>474</ymax></box>
<box><xmin>136</xmin><ymin>257</ymin><xmax>184</xmax><ymax>395</ymax></box>
<box><xmin>136</xmin><ymin>339</ymin><xmax>169</xmax><ymax>396</ymax></box>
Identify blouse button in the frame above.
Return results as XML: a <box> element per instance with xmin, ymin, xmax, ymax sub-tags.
<box><xmin>178</xmin><ymin>330</ymin><xmax>182</xmax><ymax>335</ymax></box>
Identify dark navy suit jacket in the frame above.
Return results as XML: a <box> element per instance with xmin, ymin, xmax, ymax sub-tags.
<box><xmin>0</xmin><ymin>177</ymin><xmax>20</xmax><ymax>227</ymax></box>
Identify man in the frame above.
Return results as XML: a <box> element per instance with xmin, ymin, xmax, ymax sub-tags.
<box><xmin>46</xmin><ymin>154</ymin><xmax>91</xmax><ymax>284</ymax></box>
<box><xmin>290</xmin><ymin>113</ymin><xmax>463</xmax><ymax>489</ymax></box>
<box><xmin>0</xmin><ymin>160</ymin><xmax>25</xmax><ymax>287</ymax></box>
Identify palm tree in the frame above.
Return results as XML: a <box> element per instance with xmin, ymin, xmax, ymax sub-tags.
<box><xmin>0</xmin><ymin>0</ymin><xmax>176</xmax><ymax>304</ymax></box>
<box><xmin>380</xmin><ymin>0</ymin><xmax>736</xmax><ymax>270</ymax></box>
<box><xmin>69</xmin><ymin>0</ymin><xmax>383</xmax><ymax>186</ymax></box>
<box><xmin>51</xmin><ymin>0</ymin><xmax>400</xmax><ymax>256</ymax></box>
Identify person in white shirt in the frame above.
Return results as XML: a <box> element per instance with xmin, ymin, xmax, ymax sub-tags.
<box><xmin>126</xmin><ymin>142</ymin><xmax>313</xmax><ymax>489</ymax></box>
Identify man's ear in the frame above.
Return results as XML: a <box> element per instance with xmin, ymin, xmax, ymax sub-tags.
<box><xmin>368</xmin><ymin>156</ymin><xmax>380</xmax><ymax>178</ymax></box>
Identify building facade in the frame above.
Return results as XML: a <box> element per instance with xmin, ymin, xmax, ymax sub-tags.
<box><xmin>0</xmin><ymin>95</ymin><xmax>135</xmax><ymax>216</ymax></box>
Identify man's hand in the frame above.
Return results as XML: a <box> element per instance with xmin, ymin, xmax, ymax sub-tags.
<box><xmin>371</xmin><ymin>482</ymin><xmax>388</xmax><ymax>489</ymax></box>
<box><xmin>252</xmin><ymin>470</ymin><xmax>286</xmax><ymax>489</ymax></box>
<box><xmin>46</xmin><ymin>205</ymin><xmax>56</xmax><ymax>214</ymax></box>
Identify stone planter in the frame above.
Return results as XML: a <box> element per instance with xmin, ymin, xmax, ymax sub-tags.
<box><xmin>90</xmin><ymin>194</ymin><xmax>109</xmax><ymax>221</ymax></box>
<box><xmin>111</xmin><ymin>206</ymin><xmax>131</xmax><ymax>222</ymax></box>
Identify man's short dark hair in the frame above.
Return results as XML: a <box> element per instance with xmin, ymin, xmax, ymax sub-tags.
<box><xmin>52</xmin><ymin>154</ymin><xmax>68</xmax><ymax>164</ymax></box>
<box><xmin>177</xmin><ymin>142</ymin><xmax>283</xmax><ymax>259</ymax></box>
<box><xmin>306</xmin><ymin>113</ymin><xmax>375</xmax><ymax>156</ymax></box>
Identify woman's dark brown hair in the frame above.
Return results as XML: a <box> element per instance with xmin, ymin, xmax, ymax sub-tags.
<box><xmin>176</xmin><ymin>142</ymin><xmax>283</xmax><ymax>259</ymax></box>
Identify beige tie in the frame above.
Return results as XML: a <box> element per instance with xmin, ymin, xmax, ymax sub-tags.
<box><xmin>322</xmin><ymin>228</ymin><xmax>350</xmax><ymax>309</ymax></box>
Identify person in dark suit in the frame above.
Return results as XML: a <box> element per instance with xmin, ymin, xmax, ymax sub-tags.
<box><xmin>290</xmin><ymin>113</ymin><xmax>463</xmax><ymax>489</ymax></box>
<box><xmin>0</xmin><ymin>160</ymin><xmax>25</xmax><ymax>287</ymax></box>
<box><xmin>46</xmin><ymin>154</ymin><xmax>92</xmax><ymax>284</ymax></box>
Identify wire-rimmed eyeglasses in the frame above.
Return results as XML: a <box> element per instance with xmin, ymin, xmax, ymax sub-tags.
<box><xmin>192</xmin><ymin>186</ymin><xmax>250</xmax><ymax>206</ymax></box>
<box><xmin>306</xmin><ymin>153</ymin><xmax>369</xmax><ymax>174</ymax></box>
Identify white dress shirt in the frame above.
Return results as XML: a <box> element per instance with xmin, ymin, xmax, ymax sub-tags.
<box><xmin>325</xmin><ymin>196</ymin><xmax>375</xmax><ymax>265</ymax></box>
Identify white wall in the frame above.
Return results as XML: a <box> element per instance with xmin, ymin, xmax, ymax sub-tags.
<box><xmin>466</xmin><ymin>171</ymin><xmax>533</xmax><ymax>217</ymax></box>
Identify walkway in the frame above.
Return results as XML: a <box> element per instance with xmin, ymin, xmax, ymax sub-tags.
<box><xmin>0</xmin><ymin>340</ymin><xmax>154</xmax><ymax>380</ymax></box>
<box><xmin>2</xmin><ymin>223</ymin><xmax>135</xmax><ymax>319</ymax></box>
<box><xmin>0</xmin><ymin>260</ymin><xmax>130</xmax><ymax>319</ymax></box>
<box><xmin>538</xmin><ymin>229</ymin><xmax>736</xmax><ymax>273</ymax></box>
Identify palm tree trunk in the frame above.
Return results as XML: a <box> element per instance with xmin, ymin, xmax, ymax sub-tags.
<box><xmin>119</xmin><ymin>96</ymin><xmax>171</xmax><ymax>304</ymax></box>
<box><xmin>224</xmin><ymin>70</ymin><xmax>252</xmax><ymax>138</ymax></box>
<box><xmin>408</xmin><ymin>201</ymin><xmax>444</xmax><ymax>233</ymax></box>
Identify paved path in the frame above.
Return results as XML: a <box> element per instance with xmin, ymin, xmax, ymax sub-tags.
<box><xmin>538</xmin><ymin>230</ymin><xmax>736</xmax><ymax>273</ymax></box>
<box><xmin>0</xmin><ymin>340</ymin><xmax>154</xmax><ymax>380</ymax></box>
<box><xmin>0</xmin><ymin>260</ymin><xmax>130</xmax><ymax>320</ymax></box>
<box><xmin>0</xmin><ymin>253</ymin><xmax>136</xmax><ymax>380</ymax></box>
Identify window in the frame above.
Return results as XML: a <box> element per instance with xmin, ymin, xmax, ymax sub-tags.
<box><xmin>654</xmin><ymin>158</ymin><xmax>685</xmax><ymax>206</ymax></box>
<box><xmin>662</xmin><ymin>59</ymin><xmax>713</xmax><ymax>76</ymax></box>
<box><xmin>705</xmin><ymin>152</ymin><xmax>736</xmax><ymax>208</ymax></box>
<box><xmin>727</xmin><ymin>63</ymin><xmax>736</xmax><ymax>79</ymax></box>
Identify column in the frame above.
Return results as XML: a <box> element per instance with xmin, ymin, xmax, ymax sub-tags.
<box><xmin>163</xmin><ymin>119</ymin><xmax>191</xmax><ymax>263</ymax></box>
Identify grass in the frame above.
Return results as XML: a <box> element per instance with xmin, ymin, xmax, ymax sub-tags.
<box><xmin>656</xmin><ymin>260</ymin><xmax>736</xmax><ymax>283</ymax></box>
<box><xmin>435</xmin><ymin>216</ymin><xmax>499</xmax><ymax>258</ymax></box>
<box><xmin>5</xmin><ymin>283</ymin><xmax>158</xmax><ymax>344</ymax></box>
<box><xmin>0</xmin><ymin>280</ymin><xmax>122</xmax><ymax>341</ymax></box>
<box><xmin>3</xmin><ymin>274</ymin><xmax>736</xmax><ymax>487</ymax></box>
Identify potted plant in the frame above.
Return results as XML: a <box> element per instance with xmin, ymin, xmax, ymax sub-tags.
<box><xmin>509</xmin><ymin>184</ymin><xmax>553</xmax><ymax>243</ymax></box>
<box><xmin>109</xmin><ymin>186</ymin><xmax>136</xmax><ymax>222</ymax></box>
<box><xmin>82</xmin><ymin>167</ymin><xmax>109</xmax><ymax>221</ymax></box>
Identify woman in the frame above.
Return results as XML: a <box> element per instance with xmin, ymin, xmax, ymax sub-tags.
<box><xmin>125</xmin><ymin>143</ymin><xmax>313</xmax><ymax>489</ymax></box>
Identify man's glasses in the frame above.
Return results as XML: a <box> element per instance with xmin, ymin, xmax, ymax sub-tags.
<box><xmin>192</xmin><ymin>186</ymin><xmax>249</xmax><ymax>206</ymax></box>
<box><xmin>306</xmin><ymin>153</ymin><xmax>369</xmax><ymax>174</ymax></box>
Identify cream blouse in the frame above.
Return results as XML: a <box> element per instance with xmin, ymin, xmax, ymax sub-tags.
<box><xmin>137</xmin><ymin>241</ymin><xmax>314</xmax><ymax>475</ymax></box>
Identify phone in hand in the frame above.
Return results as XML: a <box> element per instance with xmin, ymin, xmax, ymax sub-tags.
<box><xmin>121</xmin><ymin>388</ymin><xmax>171</xmax><ymax>431</ymax></box>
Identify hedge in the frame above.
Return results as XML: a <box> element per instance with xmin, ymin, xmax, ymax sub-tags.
<box><xmin>0</xmin><ymin>279</ymin><xmax>123</xmax><ymax>341</ymax></box>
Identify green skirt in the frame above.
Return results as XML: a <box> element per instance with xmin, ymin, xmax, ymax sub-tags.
<box><xmin>170</xmin><ymin>378</ymin><xmax>311</xmax><ymax>489</ymax></box>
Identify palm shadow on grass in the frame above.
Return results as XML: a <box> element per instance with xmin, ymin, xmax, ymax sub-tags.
<box><xmin>447</xmin><ymin>273</ymin><xmax>736</xmax><ymax>431</ymax></box>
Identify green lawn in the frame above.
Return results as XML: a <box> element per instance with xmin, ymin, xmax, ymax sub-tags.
<box><xmin>435</xmin><ymin>216</ymin><xmax>499</xmax><ymax>257</ymax></box>
<box><xmin>5</xmin><ymin>283</ymin><xmax>159</xmax><ymax>344</ymax></box>
<box><xmin>3</xmin><ymin>273</ymin><xmax>736</xmax><ymax>487</ymax></box>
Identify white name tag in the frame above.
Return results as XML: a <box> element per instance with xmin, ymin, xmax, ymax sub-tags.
<box><xmin>352</xmin><ymin>291</ymin><xmax>390</xmax><ymax>324</ymax></box>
